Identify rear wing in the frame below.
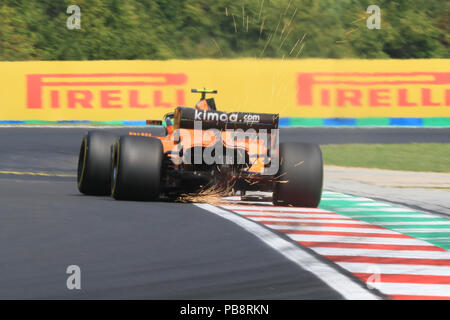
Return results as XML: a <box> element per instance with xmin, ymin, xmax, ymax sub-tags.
<box><xmin>174</xmin><ymin>107</ymin><xmax>279</xmax><ymax>131</ymax></box>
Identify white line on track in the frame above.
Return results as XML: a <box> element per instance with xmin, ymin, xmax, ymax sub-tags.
<box><xmin>369</xmin><ymin>283</ymin><xmax>450</xmax><ymax>297</ymax></box>
<box><xmin>321</xmin><ymin>198</ymin><xmax>376</xmax><ymax>202</ymax></box>
<box><xmin>395</xmin><ymin>229</ymin><xmax>450</xmax><ymax>233</ymax></box>
<box><xmin>250</xmin><ymin>217</ymin><xmax>367</xmax><ymax>223</ymax></box>
<box><xmin>232</xmin><ymin>208</ymin><xmax>329</xmax><ymax>214</ymax></box>
<box><xmin>195</xmin><ymin>203</ymin><xmax>380</xmax><ymax>300</ymax></box>
<box><xmin>349</xmin><ymin>214</ymin><xmax>435</xmax><ymax>218</ymax></box>
<box><xmin>270</xmin><ymin>225</ymin><xmax>398</xmax><ymax>234</ymax></box>
<box><xmin>336</xmin><ymin>207</ymin><xmax>419</xmax><ymax>213</ymax></box>
<box><xmin>238</xmin><ymin>212</ymin><xmax>347</xmax><ymax>219</ymax></box>
<box><xmin>310</xmin><ymin>247</ymin><xmax>450</xmax><ymax>260</ymax></box>
<box><xmin>380</xmin><ymin>221</ymin><xmax>450</xmax><ymax>226</ymax></box>
<box><xmin>336</xmin><ymin>262</ymin><xmax>450</xmax><ymax>276</ymax></box>
<box><xmin>288</xmin><ymin>234</ymin><xmax>433</xmax><ymax>246</ymax></box>
<box><xmin>346</xmin><ymin>203</ymin><xmax>391</xmax><ymax>207</ymax></box>
<box><xmin>236</xmin><ymin>202</ymin><xmax>273</xmax><ymax>206</ymax></box>
<box><xmin>221</xmin><ymin>206</ymin><xmax>330</xmax><ymax>212</ymax></box>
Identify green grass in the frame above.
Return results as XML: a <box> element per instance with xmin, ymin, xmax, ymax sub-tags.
<box><xmin>321</xmin><ymin>143</ymin><xmax>450</xmax><ymax>173</ymax></box>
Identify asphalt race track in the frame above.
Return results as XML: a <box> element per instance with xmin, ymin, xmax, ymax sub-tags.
<box><xmin>282</xmin><ymin>127</ymin><xmax>450</xmax><ymax>144</ymax></box>
<box><xmin>0</xmin><ymin>127</ymin><xmax>449</xmax><ymax>299</ymax></box>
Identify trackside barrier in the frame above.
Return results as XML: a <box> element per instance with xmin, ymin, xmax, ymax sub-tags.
<box><xmin>0</xmin><ymin>59</ymin><xmax>449</xmax><ymax>126</ymax></box>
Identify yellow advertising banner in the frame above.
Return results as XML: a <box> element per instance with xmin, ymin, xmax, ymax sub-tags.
<box><xmin>0</xmin><ymin>59</ymin><xmax>448</xmax><ymax>120</ymax></box>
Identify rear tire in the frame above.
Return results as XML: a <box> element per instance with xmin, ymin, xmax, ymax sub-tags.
<box><xmin>272</xmin><ymin>142</ymin><xmax>323</xmax><ymax>207</ymax></box>
<box><xmin>111</xmin><ymin>135</ymin><xmax>163</xmax><ymax>201</ymax></box>
<box><xmin>77</xmin><ymin>131</ymin><xmax>117</xmax><ymax>195</ymax></box>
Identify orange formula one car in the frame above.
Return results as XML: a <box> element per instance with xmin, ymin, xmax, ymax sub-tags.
<box><xmin>77</xmin><ymin>89</ymin><xmax>323</xmax><ymax>207</ymax></box>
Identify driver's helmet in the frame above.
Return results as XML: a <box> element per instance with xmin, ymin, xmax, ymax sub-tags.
<box><xmin>165</xmin><ymin>114</ymin><xmax>174</xmax><ymax>126</ymax></box>
<box><xmin>195</xmin><ymin>99</ymin><xmax>211</xmax><ymax>111</ymax></box>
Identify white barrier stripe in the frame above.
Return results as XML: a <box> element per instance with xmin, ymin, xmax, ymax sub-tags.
<box><xmin>369</xmin><ymin>283</ymin><xmax>450</xmax><ymax>297</ymax></box>
<box><xmin>232</xmin><ymin>206</ymin><xmax>338</xmax><ymax>218</ymax></box>
<box><xmin>323</xmin><ymin>193</ymin><xmax>376</xmax><ymax>201</ymax></box>
<box><xmin>381</xmin><ymin>221</ymin><xmax>450</xmax><ymax>226</ymax></box>
<box><xmin>323</xmin><ymin>194</ymin><xmax>353</xmax><ymax>198</ymax></box>
<box><xmin>270</xmin><ymin>225</ymin><xmax>398</xmax><ymax>234</ymax></box>
<box><xmin>320</xmin><ymin>197</ymin><xmax>353</xmax><ymax>200</ymax></box>
<box><xmin>349</xmin><ymin>214</ymin><xmax>434</xmax><ymax>218</ymax></box>
<box><xmin>350</xmin><ymin>203</ymin><xmax>391</xmax><ymax>207</ymax></box>
<box><xmin>250</xmin><ymin>217</ymin><xmax>368</xmax><ymax>224</ymax></box>
<box><xmin>322</xmin><ymin>198</ymin><xmax>374</xmax><ymax>202</ymax></box>
<box><xmin>221</xmin><ymin>205</ymin><xmax>330</xmax><ymax>213</ymax></box>
<box><xmin>195</xmin><ymin>204</ymin><xmax>379</xmax><ymax>300</ymax></box>
<box><xmin>322</xmin><ymin>191</ymin><xmax>339</xmax><ymax>195</ymax></box>
<box><xmin>238</xmin><ymin>212</ymin><xmax>350</xmax><ymax>219</ymax></box>
<box><xmin>397</xmin><ymin>229</ymin><xmax>450</xmax><ymax>233</ymax></box>
<box><xmin>337</xmin><ymin>208</ymin><xmax>419</xmax><ymax>213</ymax></box>
<box><xmin>311</xmin><ymin>247</ymin><xmax>450</xmax><ymax>260</ymax></box>
<box><xmin>288</xmin><ymin>234</ymin><xmax>433</xmax><ymax>246</ymax></box>
<box><xmin>336</xmin><ymin>262</ymin><xmax>450</xmax><ymax>276</ymax></box>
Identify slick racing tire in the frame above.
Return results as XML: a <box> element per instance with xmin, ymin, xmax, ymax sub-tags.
<box><xmin>77</xmin><ymin>131</ymin><xmax>117</xmax><ymax>196</ymax></box>
<box><xmin>111</xmin><ymin>135</ymin><xmax>163</xmax><ymax>201</ymax></box>
<box><xmin>272</xmin><ymin>142</ymin><xmax>323</xmax><ymax>207</ymax></box>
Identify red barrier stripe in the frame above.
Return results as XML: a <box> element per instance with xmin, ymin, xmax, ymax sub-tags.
<box><xmin>391</xmin><ymin>295</ymin><xmax>450</xmax><ymax>300</ymax></box>
<box><xmin>297</xmin><ymin>241</ymin><xmax>446</xmax><ymax>251</ymax></box>
<box><xmin>323</xmin><ymin>255</ymin><xmax>450</xmax><ymax>266</ymax></box>
<box><xmin>233</xmin><ymin>208</ymin><xmax>337</xmax><ymax>215</ymax></box>
<box><xmin>276</xmin><ymin>229</ymin><xmax>411</xmax><ymax>239</ymax></box>
<box><xmin>242</xmin><ymin>214</ymin><xmax>351</xmax><ymax>221</ymax></box>
<box><xmin>259</xmin><ymin>221</ymin><xmax>385</xmax><ymax>229</ymax></box>
<box><xmin>354</xmin><ymin>273</ymin><xmax>450</xmax><ymax>285</ymax></box>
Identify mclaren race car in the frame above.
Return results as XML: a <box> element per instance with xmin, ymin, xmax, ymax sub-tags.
<box><xmin>77</xmin><ymin>89</ymin><xmax>323</xmax><ymax>207</ymax></box>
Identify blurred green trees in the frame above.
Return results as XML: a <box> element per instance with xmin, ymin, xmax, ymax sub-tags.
<box><xmin>0</xmin><ymin>0</ymin><xmax>447</xmax><ymax>60</ymax></box>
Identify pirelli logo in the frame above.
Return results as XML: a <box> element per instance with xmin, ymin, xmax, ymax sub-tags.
<box><xmin>297</xmin><ymin>72</ymin><xmax>450</xmax><ymax>107</ymax></box>
<box><xmin>26</xmin><ymin>73</ymin><xmax>188</xmax><ymax>109</ymax></box>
